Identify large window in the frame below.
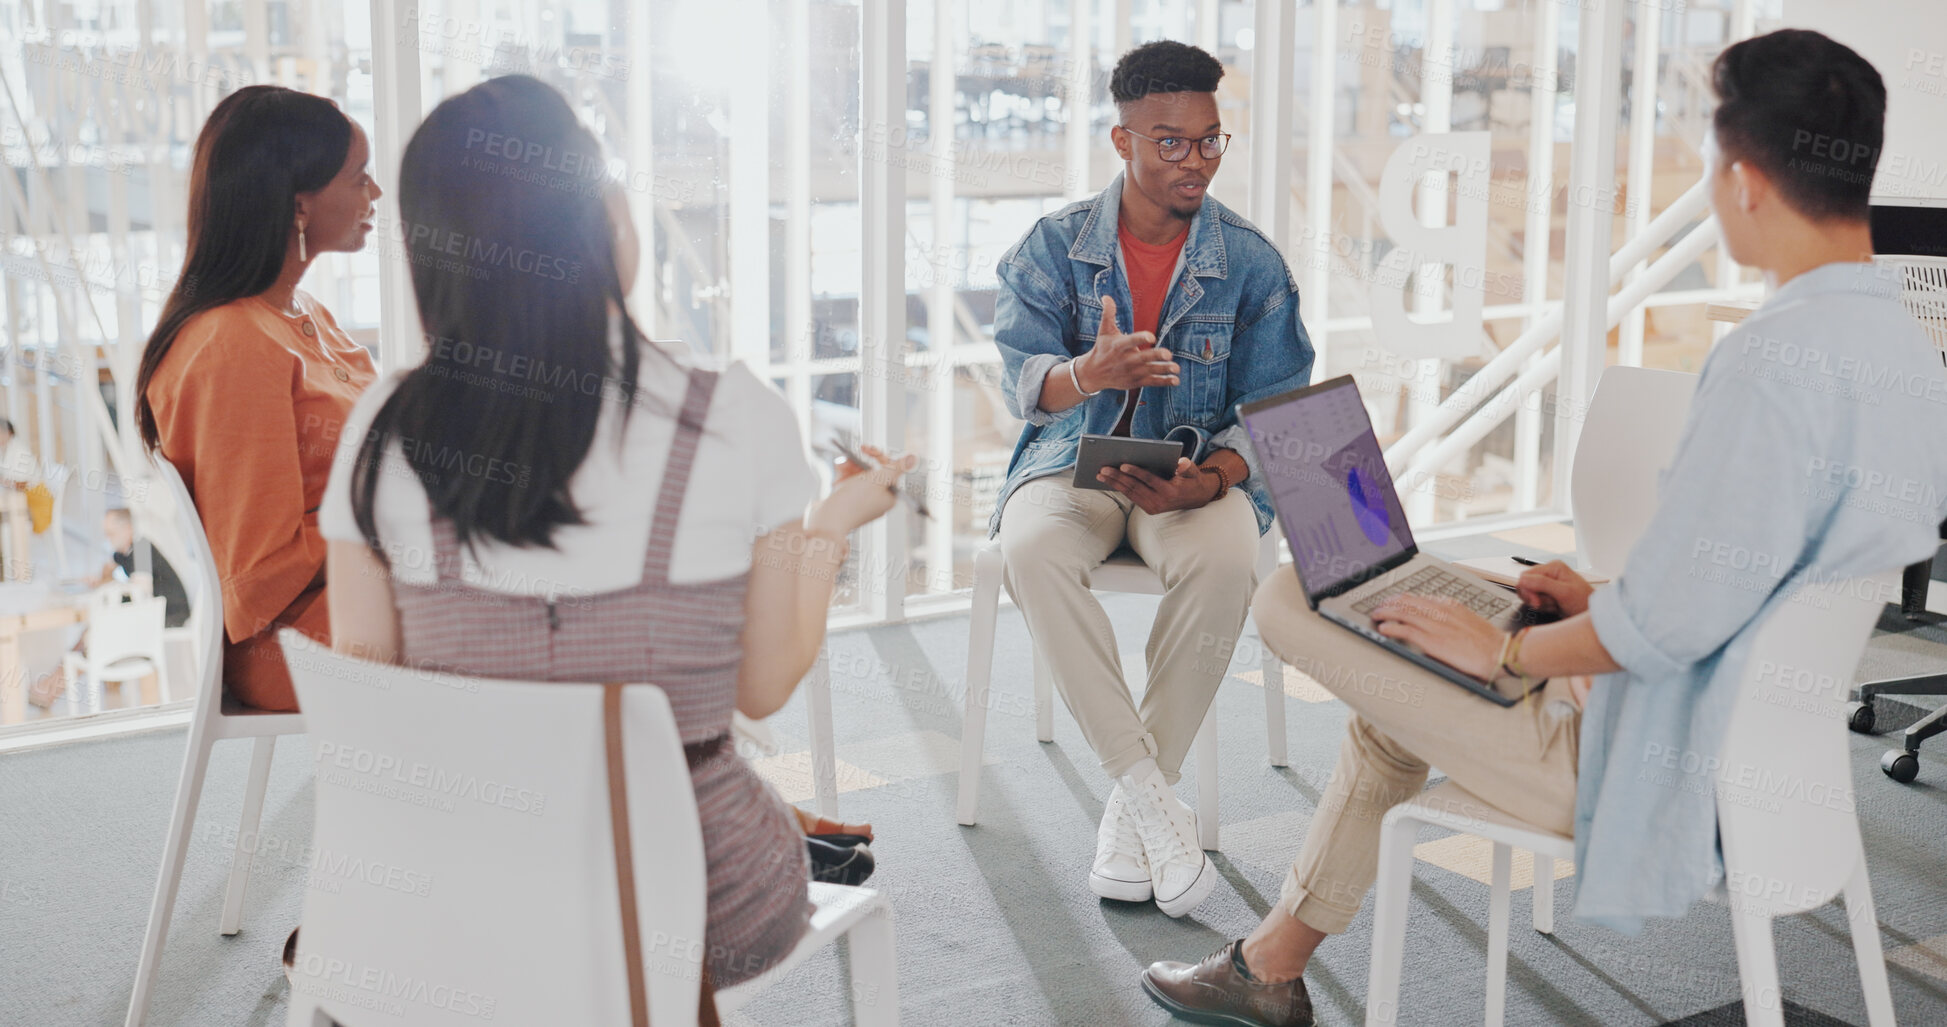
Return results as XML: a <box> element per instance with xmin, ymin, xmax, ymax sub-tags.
<box><xmin>0</xmin><ymin>0</ymin><xmax>1791</xmax><ymax>655</ymax></box>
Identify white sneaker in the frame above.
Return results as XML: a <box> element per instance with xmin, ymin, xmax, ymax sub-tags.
<box><xmin>1089</xmin><ymin>783</ymin><xmax>1152</xmax><ymax>901</ymax></box>
<box><xmin>1117</xmin><ymin>759</ymin><xmax>1217</xmax><ymax>918</ymax></box>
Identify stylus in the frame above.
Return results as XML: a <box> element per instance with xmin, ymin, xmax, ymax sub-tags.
<box><xmin>832</xmin><ymin>439</ymin><xmax>934</xmax><ymax>519</ymax></box>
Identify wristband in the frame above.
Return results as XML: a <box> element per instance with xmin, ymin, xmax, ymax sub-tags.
<box><xmin>1067</xmin><ymin>356</ymin><xmax>1101</xmax><ymax>398</ymax></box>
<box><xmin>1203</xmin><ymin>462</ymin><xmax>1231</xmax><ymax>501</ymax></box>
<box><xmin>1499</xmin><ymin>626</ymin><xmax>1533</xmax><ymax>681</ymax></box>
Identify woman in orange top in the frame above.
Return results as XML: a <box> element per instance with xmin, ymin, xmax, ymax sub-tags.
<box><xmin>136</xmin><ymin>86</ymin><xmax>382</xmax><ymax>711</ymax></box>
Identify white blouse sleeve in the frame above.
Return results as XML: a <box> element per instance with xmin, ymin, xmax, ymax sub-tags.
<box><xmin>723</xmin><ymin>363</ymin><xmax>819</xmax><ymax>535</ymax></box>
<box><xmin>318</xmin><ymin>375</ymin><xmax>401</xmax><ymax>544</ymax></box>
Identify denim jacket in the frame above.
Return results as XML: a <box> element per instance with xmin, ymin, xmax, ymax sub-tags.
<box><xmin>989</xmin><ymin>173</ymin><xmax>1315</xmax><ymax>536</ymax></box>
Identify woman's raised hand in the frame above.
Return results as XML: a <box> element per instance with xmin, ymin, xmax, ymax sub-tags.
<box><xmin>805</xmin><ymin>445</ymin><xmax>918</xmax><ymax>540</ymax></box>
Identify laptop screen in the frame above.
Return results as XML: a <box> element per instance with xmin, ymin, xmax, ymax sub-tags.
<box><xmin>1240</xmin><ymin>376</ymin><xmax>1415</xmax><ymax>600</ymax></box>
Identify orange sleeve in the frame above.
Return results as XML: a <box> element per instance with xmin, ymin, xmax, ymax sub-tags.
<box><xmin>158</xmin><ymin>314</ymin><xmax>326</xmax><ymax>646</ymax></box>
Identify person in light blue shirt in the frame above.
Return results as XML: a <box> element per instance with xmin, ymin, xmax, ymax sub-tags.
<box><xmin>1141</xmin><ymin>29</ymin><xmax>1947</xmax><ymax>1027</ymax></box>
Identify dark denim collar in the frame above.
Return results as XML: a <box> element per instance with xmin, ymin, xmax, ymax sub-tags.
<box><xmin>1067</xmin><ymin>172</ymin><xmax>1229</xmax><ymax>280</ymax></box>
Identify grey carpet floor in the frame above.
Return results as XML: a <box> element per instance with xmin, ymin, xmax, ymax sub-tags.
<box><xmin>5</xmin><ymin>545</ymin><xmax>1947</xmax><ymax>1025</ymax></box>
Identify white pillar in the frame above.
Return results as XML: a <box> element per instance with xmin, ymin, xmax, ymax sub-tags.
<box><xmin>1618</xmin><ymin>0</ymin><xmax>1662</xmax><ymax>368</ymax></box>
<box><xmin>1065</xmin><ymin>0</ymin><xmax>1094</xmax><ymax>200</ymax></box>
<box><xmin>1406</xmin><ymin>0</ymin><xmax>1455</xmax><ymax>524</ymax></box>
<box><xmin>626</xmin><ymin>0</ymin><xmax>656</xmax><ymax>334</ymax></box>
<box><xmin>927</xmin><ymin>0</ymin><xmax>960</xmax><ymax>595</ymax></box>
<box><xmin>1196</xmin><ymin>0</ymin><xmax>1220</xmax><ymax>53</ymax></box>
<box><xmin>368</xmin><ymin>0</ymin><xmax>424</xmax><ymax>372</ymax></box>
<box><xmin>862</xmin><ymin>0</ymin><xmax>910</xmax><ymax>619</ymax></box>
<box><xmin>1714</xmin><ymin>0</ymin><xmax>1756</xmax><ymax>340</ymax></box>
<box><xmin>1513</xmin><ymin>0</ymin><xmax>1559</xmax><ymax>512</ymax></box>
<box><xmin>1554</xmin><ymin>0</ymin><xmax>1628</xmax><ymax>506</ymax></box>
<box><xmin>1247</xmin><ymin>0</ymin><xmax>1294</xmax><ymax>246</ymax></box>
<box><xmin>785</xmin><ymin>0</ymin><xmax>813</xmax><ymax>439</ymax></box>
<box><xmin>1306</xmin><ymin>0</ymin><xmax>1338</xmax><ymax>374</ymax></box>
<box><xmin>729</xmin><ymin>0</ymin><xmax>772</xmax><ymax>367</ymax></box>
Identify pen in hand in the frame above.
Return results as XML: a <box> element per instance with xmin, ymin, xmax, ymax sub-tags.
<box><xmin>832</xmin><ymin>439</ymin><xmax>932</xmax><ymax>519</ymax></box>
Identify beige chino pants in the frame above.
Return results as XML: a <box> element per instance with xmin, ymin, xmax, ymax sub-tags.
<box><xmin>1251</xmin><ymin>569</ymin><xmax>1583</xmax><ymax>934</ymax></box>
<box><xmin>997</xmin><ymin>475</ymin><xmax>1261</xmax><ymax>784</ymax></box>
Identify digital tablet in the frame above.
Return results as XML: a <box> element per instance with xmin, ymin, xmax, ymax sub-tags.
<box><xmin>1073</xmin><ymin>434</ymin><xmax>1186</xmax><ymax>490</ymax></box>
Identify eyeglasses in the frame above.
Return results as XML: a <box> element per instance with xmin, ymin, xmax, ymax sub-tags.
<box><xmin>1119</xmin><ymin>128</ymin><xmax>1232</xmax><ymax>163</ymax></box>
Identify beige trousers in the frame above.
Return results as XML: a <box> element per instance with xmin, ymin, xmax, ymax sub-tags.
<box><xmin>996</xmin><ymin>476</ymin><xmax>1260</xmax><ymax>783</ymax></box>
<box><xmin>1251</xmin><ymin>569</ymin><xmax>1583</xmax><ymax>934</ymax></box>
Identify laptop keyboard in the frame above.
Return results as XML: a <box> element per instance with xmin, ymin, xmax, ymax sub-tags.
<box><xmin>1349</xmin><ymin>566</ymin><xmax>1513</xmax><ymax>621</ymax></box>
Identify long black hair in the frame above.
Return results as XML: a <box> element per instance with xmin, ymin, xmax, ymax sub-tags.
<box><xmin>352</xmin><ymin>75</ymin><xmax>661</xmax><ymax>552</ymax></box>
<box><xmin>136</xmin><ymin>86</ymin><xmax>352</xmax><ymax>450</ymax></box>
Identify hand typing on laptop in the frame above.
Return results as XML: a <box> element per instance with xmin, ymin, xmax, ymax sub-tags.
<box><xmin>1368</xmin><ymin>596</ymin><xmax>1509</xmax><ymax>682</ymax></box>
<box><xmin>1370</xmin><ymin>562</ymin><xmax>1598</xmax><ymax>682</ymax></box>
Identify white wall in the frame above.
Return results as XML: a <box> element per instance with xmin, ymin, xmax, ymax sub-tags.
<box><xmin>1785</xmin><ymin>0</ymin><xmax>1947</xmax><ymax>200</ymax></box>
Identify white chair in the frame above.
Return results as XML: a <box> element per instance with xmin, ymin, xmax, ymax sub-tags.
<box><xmin>803</xmin><ymin>652</ymin><xmax>841</xmax><ymax>819</ymax></box>
<box><xmin>957</xmin><ymin>528</ymin><xmax>1286</xmax><ymax>850</ymax></box>
<box><xmin>1568</xmin><ymin>365</ymin><xmax>1699</xmax><ymax>577</ymax></box>
<box><xmin>125</xmin><ymin>458</ymin><xmax>308</xmax><ymax>1027</ymax></box>
<box><xmin>280</xmin><ymin>632</ymin><xmax>897</xmax><ymax>1027</ymax></box>
<box><xmin>1366</xmin><ymin>571</ymin><xmax>1899</xmax><ymax>1027</ymax></box>
<box><xmin>40</xmin><ymin>459</ymin><xmax>71</xmax><ymax>580</ymax></box>
<box><xmin>60</xmin><ymin>588</ymin><xmax>167</xmax><ymax>713</ymax></box>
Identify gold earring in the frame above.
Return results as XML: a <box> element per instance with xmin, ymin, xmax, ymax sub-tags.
<box><xmin>297</xmin><ymin>224</ymin><xmax>308</xmax><ymax>262</ymax></box>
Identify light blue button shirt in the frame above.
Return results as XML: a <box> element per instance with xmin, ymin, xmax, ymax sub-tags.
<box><xmin>1575</xmin><ymin>261</ymin><xmax>1947</xmax><ymax>933</ymax></box>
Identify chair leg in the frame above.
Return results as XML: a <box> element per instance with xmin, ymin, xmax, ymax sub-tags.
<box><xmin>1532</xmin><ymin>855</ymin><xmax>1555</xmax><ymax>935</ymax></box>
<box><xmin>806</xmin><ymin>651</ymin><xmax>839</xmax><ymax>819</ymax></box>
<box><xmin>1486</xmin><ymin>842</ymin><xmax>1513</xmax><ymax>1027</ymax></box>
<box><xmin>1843</xmin><ymin>854</ymin><xmax>1897</xmax><ymax>1027</ymax></box>
<box><xmin>846</xmin><ymin>904</ymin><xmax>899</xmax><ymax>1027</ymax></box>
<box><xmin>1261</xmin><ymin>645</ymin><xmax>1288</xmax><ymax>768</ymax></box>
<box><xmin>219</xmin><ymin>736</ymin><xmax>277</xmax><ymax>935</ymax></box>
<box><xmin>957</xmin><ymin>548</ymin><xmax>1002</xmax><ymax>827</ymax></box>
<box><xmin>126</xmin><ymin>726</ymin><xmax>218</xmax><ymax>1026</ymax></box>
<box><xmin>1032</xmin><ymin>644</ymin><xmax>1054</xmax><ymax>744</ymax></box>
<box><xmin>1728</xmin><ymin>906</ymin><xmax>1786</xmax><ymax>1027</ymax></box>
<box><xmin>1365</xmin><ymin>815</ymin><xmax>1420</xmax><ymax>1027</ymax></box>
<box><xmin>1194</xmin><ymin>712</ymin><xmax>1219</xmax><ymax>851</ymax></box>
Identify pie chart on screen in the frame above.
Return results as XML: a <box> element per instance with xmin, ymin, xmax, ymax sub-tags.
<box><xmin>1345</xmin><ymin>466</ymin><xmax>1392</xmax><ymax>545</ymax></box>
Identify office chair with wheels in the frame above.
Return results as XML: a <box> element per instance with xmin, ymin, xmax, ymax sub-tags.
<box><xmin>1844</xmin><ymin>253</ymin><xmax>1947</xmax><ymax>783</ymax></box>
<box><xmin>1847</xmin><ymin>523</ymin><xmax>1947</xmax><ymax>783</ymax></box>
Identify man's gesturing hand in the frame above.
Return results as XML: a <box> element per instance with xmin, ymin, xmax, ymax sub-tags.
<box><xmin>1074</xmin><ymin>295</ymin><xmax>1179</xmax><ymax>394</ymax></box>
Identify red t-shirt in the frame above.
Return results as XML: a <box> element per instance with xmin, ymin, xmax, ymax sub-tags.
<box><xmin>1118</xmin><ymin>219</ymin><xmax>1189</xmax><ymax>337</ymax></box>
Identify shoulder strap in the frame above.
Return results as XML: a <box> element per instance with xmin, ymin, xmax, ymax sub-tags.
<box><xmin>643</xmin><ymin>369</ymin><xmax>720</xmax><ymax>581</ymax></box>
<box><xmin>603</xmin><ymin>683</ymin><xmax>720</xmax><ymax>1027</ymax></box>
<box><xmin>603</xmin><ymin>683</ymin><xmax>652</xmax><ymax>1027</ymax></box>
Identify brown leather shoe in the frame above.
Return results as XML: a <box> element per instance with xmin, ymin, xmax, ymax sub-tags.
<box><xmin>1141</xmin><ymin>940</ymin><xmax>1313</xmax><ymax>1027</ymax></box>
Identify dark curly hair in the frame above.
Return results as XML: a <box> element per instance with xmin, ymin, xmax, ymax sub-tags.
<box><xmin>1711</xmin><ymin>29</ymin><xmax>1884</xmax><ymax>222</ymax></box>
<box><xmin>1110</xmin><ymin>40</ymin><xmax>1224</xmax><ymax>109</ymax></box>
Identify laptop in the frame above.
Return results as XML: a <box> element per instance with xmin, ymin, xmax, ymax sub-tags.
<box><xmin>1237</xmin><ymin>375</ymin><xmax>1552</xmax><ymax>707</ymax></box>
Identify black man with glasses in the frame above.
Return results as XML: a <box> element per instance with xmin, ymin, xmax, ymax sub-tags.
<box><xmin>990</xmin><ymin>40</ymin><xmax>1313</xmax><ymax>919</ymax></box>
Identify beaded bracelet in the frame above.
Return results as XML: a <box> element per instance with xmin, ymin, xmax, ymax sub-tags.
<box><xmin>1205</xmin><ymin>462</ymin><xmax>1232</xmax><ymax>501</ymax></box>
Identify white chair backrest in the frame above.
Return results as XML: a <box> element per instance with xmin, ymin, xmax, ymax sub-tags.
<box><xmin>280</xmin><ymin>632</ymin><xmax>708</xmax><ymax>1027</ymax></box>
<box><xmin>151</xmin><ymin>458</ymin><xmax>223</xmax><ymax>707</ymax></box>
<box><xmin>1569</xmin><ymin>366</ymin><xmax>1699</xmax><ymax>577</ymax></box>
<box><xmin>84</xmin><ymin>594</ymin><xmax>166</xmax><ymax>668</ymax></box>
<box><xmin>1877</xmin><ymin>254</ymin><xmax>1947</xmax><ymax>361</ymax></box>
<box><xmin>1715</xmin><ymin>570</ymin><xmax>1894</xmax><ymax>918</ymax></box>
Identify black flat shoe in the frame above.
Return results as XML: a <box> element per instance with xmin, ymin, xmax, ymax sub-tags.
<box><xmin>806</xmin><ymin>836</ymin><xmax>875</xmax><ymax>886</ymax></box>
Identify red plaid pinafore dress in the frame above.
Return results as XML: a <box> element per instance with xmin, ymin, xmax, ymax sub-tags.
<box><xmin>387</xmin><ymin>368</ymin><xmax>812</xmax><ymax>987</ymax></box>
